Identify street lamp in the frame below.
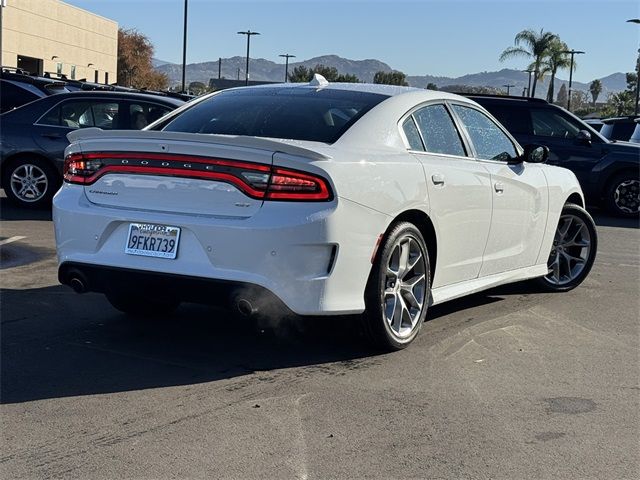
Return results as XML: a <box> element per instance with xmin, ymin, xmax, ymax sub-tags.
<box><xmin>279</xmin><ymin>53</ymin><xmax>295</xmax><ymax>82</ymax></box>
<box><xmin>503</xmin><ymin>84</ymin><xmax>515</xmax><ymax>95</ymax></box>
<box><xmin>237</xmin><ymin>30</ymin><xmax>260</xmax><ymax>86</ymax></box>
<box><xmin>181</xmin><ymin>0</ymin><xmax>188</xmax><ymax>93</ymax></box>
<box><xmin>561</xmin><ymin>49</ymin><xmax>585</xmax><ymax>111</ymax></box>
<box><xmin>627</xmin><ymin>19</ymin><xmax>640</xmax><ymax>115</ymax></box>
<box><xmin>523</xmin><ymin>69</ymin><xmax>535</xmax><ymax>97</ymax></box>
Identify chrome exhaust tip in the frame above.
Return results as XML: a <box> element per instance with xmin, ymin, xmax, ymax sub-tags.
<box><xmin>236</xmin><ymin>298</ymin><xmax>258</xmax><ymax>317</ymax></box>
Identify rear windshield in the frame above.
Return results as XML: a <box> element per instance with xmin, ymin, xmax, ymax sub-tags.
<box><xmin>162</xmin><ymin>87</ymin><xmax>388</xmax><ymax>143</ymax></box>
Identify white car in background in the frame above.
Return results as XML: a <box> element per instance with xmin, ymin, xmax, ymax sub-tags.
<box><xmin>53</xmin><ymin>76</ymin><xmax>597</xmax><ymax>350</ymax></box>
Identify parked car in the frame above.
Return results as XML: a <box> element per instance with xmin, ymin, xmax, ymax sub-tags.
<box><xmin>54</xmin><ymin>78</ymin><xmax>597</xmax><ymax>350</ymax></box>
<box><xmin>599</xmin><ymin>116</ymin><xmax>639</xmax><ymax>142</ymax></box>
<box><xmin>1</xmin><ymin>67</ymin><xmax>70</xmax><ymax>113</ymax></box>
<box><xmin>465</xmin><ymin>94</ymin><xmax>640</xmax><ymax>217</ymax></box>
<box><xmin>0</xmin><ymin>91</ymin><xmax>184</xmax><ymax>207</ymax></box>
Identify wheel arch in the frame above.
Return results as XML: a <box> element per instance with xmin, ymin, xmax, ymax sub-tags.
<box><xmin>388</xmin><ymin>209</ymin><xmax>438</xmax><ymax>284</ymax></box>
<box><xmin>566</xmin><ymin>192</ymin><xmax>584</xmax><ymax>208</ymax></box>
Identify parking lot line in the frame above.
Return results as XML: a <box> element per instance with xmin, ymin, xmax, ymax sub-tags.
<box><xmin>0</xmin><ymin>236</ymin><xmax>26</xmax><ymax>246</ymax></box>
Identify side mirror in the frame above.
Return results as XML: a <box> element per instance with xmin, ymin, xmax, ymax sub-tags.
<box><xmin>576</xmin><ymin>129</ymin><xmax>592</xmax><ymax>144</ymax></box>
<box><xmin>522</xmin><ymin>144</ymin><xmax>549</xmax><ymax>163</ymax></box>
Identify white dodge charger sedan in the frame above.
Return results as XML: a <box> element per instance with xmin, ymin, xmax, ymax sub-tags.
<box><xmin>53</xmin><ymin>76</ymin><xmax>597</xmax><ymax>350</ymax></box>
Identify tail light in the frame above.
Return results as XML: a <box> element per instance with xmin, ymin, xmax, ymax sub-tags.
<box><xmin>64</xmin><ymin>152</ymin><xmax>332</xmax><ymax>201</ymax></box>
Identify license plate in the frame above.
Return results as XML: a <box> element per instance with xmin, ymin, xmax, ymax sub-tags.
<box><xmin>125</xmin><ymin>223</ymin><xmax>181</xmax><ymax>259</ymax></box>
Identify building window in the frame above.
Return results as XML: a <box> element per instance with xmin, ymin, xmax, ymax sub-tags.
<box><xmin>105</xmin><ymin>72</ymin><xmax>109</xmax><ymax>84</ymax></box>
<box><xmin>71</xmin><ymin>65</ymin><xmax>76</xmax><ymax>80</ymax></box>
<box><xmin>94</xmin><ymin>70</ymin><xmax>98</xmax><ymax>83</ymax></box>
<box><xmin>56</xmin><ymin>63</ymin><xmax>63</xmax><ymax>75</ymax></box>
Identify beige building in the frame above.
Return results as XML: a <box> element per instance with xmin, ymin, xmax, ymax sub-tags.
<box><xmin>1</xmin><ymin>0</ymin><xmax>117</xmax><ymax>84</ymax></box>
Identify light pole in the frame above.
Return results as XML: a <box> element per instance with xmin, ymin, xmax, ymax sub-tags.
<box><xmin>627</xmin><ymin>19</ymin><xmax>640</xmax><ymax>115</ymax></box>
<box><xmin>181</xmin><ymin>0</ymin><xmax>188</xmax><ymax>93</ymax></box>
<box><xmin>523</xmin><ymin>69</ymin><xmax>535</xmax><ymax>97</ymax></box>
<box><xmin>279</xmin><ymin>53</ymin><xmax>295</xmax><ymax>82</ymax></box>
<box><xmin>561</xmin><ymin>49</ymin><xmax>585</xmax><ymax>111</ymax></box>
<box><xmin>237</xmin><ymin>30</ymin><xmax>260</xmax><ymax>86</ymax></box>
<box><xmin>503</xmin><ymin>84</ymin><xmax>515</xmax><ymax>95</ymax></box>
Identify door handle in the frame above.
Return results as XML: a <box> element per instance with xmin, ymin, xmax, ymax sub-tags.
<box><xmin>431</xmin><ymin>173</ymin><xmax>445</xmax><ymax>186</ymax></box>
<box><xmin>41</xmin><ymin>133</ymin><xmax>62</xmax><ymax>139</ymax></box>
<box><xmin>494</xmin><ymin>182</ymin><xmax>504</xmax><ymax>193</ymax></box>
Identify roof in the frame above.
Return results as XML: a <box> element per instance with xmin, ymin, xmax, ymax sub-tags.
<box><xmin>601</xmin><ymin>116</ymin><xmax>639</xmax><ymax>124</ymax></box>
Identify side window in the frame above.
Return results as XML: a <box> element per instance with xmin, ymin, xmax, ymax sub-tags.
<box><xmin>412</xmin><ymin>104</ymin><xmax>466</xmax><ymax>156</ymax></box>
<box><xmin>0</xmin><ymin>81</ymin><xmax>41</xmax><ymax>113</ymax></box>
<box><xmin>129</xmin><ymin>103</ymin><xmax>172</xmax><ymax>130</ymax></box>
<box><xmin>39</xmin><ymin>101</ymin><xmax>119</xmax><ymax>129</ymax></box>
<box><xmin>451</xmin><ymin>105</ymin><xmax>517</xmax><ymax>161</ymax></box>
<box><xmin>530</xmin><ymin>108</ymin><xmax>581</xmax><ymax>138</ymax></box>
<box><xmin>483</xmin><ymin>105</ymin><xmax>533</xmax><ymax>135</ymax></box>
<box><xmin>402</xmin><ymin>116</ymin><xmax>424</xmax><ymax>151</ymax></box>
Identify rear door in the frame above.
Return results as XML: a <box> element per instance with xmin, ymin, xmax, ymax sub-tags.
<box><xmin>33</xmin><ymin>98</ymin><xmax>122</xmax><ymax>169</ymax></box>
<box><xmin>403</xmin><ymin>103</ymin><xmax>492</xmax><ymax>288</ymax></box>
<box><xmin>450</xmin><ymin>103</ymin><xmax>548</xmax><ymax>276</ymax></box>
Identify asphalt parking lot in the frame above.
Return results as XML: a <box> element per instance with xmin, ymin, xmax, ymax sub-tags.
<box><xmin>1</xmin><ymin>197</ymin><xmax>638</xmax><ymax>480</ymax></box>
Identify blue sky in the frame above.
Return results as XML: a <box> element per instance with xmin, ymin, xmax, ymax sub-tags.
<box><xmin>65</xmin><ymin>0</ymin><xmax>639</xmax><ymax>82</ymax></box>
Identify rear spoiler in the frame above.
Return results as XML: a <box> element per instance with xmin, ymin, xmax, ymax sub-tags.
<box><xmin>66</xmin><ymin>128</ymin><xmax>331</xmax><ymax>162</ymax></box>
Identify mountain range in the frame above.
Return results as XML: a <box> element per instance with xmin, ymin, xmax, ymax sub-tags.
<box><xmin>153</xmin><ymin>55</ymin><xmax>627</xmax><ymax>98</ymax></box>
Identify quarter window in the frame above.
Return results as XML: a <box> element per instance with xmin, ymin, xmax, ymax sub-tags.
<box><xmin>402</xmin><ymin>117</ymin><xmax>424</xmax><ymax>151</ymax></box>
<box><xmin>412</xmin><ymin>104</ymin><xmax>466</xmax><ymax>156</ymax></box>
<box><xmin>452</xmin><ymin>105</ymin><xmax>517</xmax><ymax>161</ymax></box>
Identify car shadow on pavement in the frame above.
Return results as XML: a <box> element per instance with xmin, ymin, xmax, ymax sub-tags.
<box><xmin>0</xmin><ymin>195</ymin><xmax>52</xmax><ymax>221</ymax></box>
<box><xmin>591</xmin><ymin>212</ymin><xmax>639</xmax><ymax>229</ymax></box>
<box><xmin>1</xmin><ymin>283</ymin><xmax>512</xmax><ymax>404</ymax></box>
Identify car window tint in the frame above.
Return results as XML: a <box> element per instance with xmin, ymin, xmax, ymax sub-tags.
<box><xmin>412</xmin><ymin>104</ymin><xmax>466</xmax><ymax>156</ymax></box>
<box><xmin>402</xmin><ymin>117</ymin><xmax>424</xmax><ymax>151</ymax></box>
<box><xmin>39</xmin><ymin>101</ymin><xmax>119</xmax><ymax>129</ymax></box>
<box><xmin>482</xmin><ymin>104</ymin><xmax>533</xmax><ymax>135</ymax></box>
<box><xmin>610</xmin><ymin>122</ymin><xmax>635</xmax><ymax>141</ymax></box>
<box><xmin>162</xmin><ymin>88</ymin><xmax>388</xmax><ymax>143</ymax></box>
<box><xmin>129</xmin><ymin>103</ymin><xmax>172</xmax><ymax>130</ymax></box>
<box><xmin>0</xmin><ymin>80</ymin><xmax>42</xmax><ymax>113</ymax></box>
<box><xmin>530</xmin><ymin>108</ymin><xmax>580</xmax><ymax>138</ymax></box>
<box><xmin>451</xmin><ymin>104</ymin><xmax>517</xmax><ymax>161</ymax></box>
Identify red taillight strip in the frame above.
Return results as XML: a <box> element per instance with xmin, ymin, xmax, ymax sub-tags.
<box><xmin>64</xmin><ymin>152</ymin><xmax>333</xmax><ymax>202</ymax></box>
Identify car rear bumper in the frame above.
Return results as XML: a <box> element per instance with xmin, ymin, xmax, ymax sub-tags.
<box><xmin>53</xmin><ymin>184</ymin><xmax>391</xmax><ymax>316</ymax></box>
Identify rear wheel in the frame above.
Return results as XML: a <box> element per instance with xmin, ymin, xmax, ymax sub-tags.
<box><xmin>105</xmin><ymin>291</ymin><xmax>180</xmax><ymax>318</ymax></box>
<box><xmin>1</xmin><ymin>156</ymin><xmax>59</xmax><ymax>208</ymax></box>
<box><xmin>363</xmin><ymin>222</ymin><xmax>430</xmax><ymax>351</ymax></box>
<box><xmin>605</xmin><ymin>173</ymin><xmax>639</xmax><ymax>217</ymax></box>
<box><xmin>536</xmin><ymin>203</ymin><xmax>597</xmax><ymax>292</ymax></box>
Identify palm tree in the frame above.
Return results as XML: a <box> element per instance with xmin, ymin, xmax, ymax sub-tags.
<box><xmin>589</xmin><ymin>79</ymin><xmax>602</xmax><ymax>106</ymax></box>
<box><xmin>499</xmin><ymin>29</ymin><xmax>558</xmax><ymax>97</ymax></box>
<box><xmin>540</xmin><ymin>39</ymin><xmax>573</xmax><ymax>103</ymax></box>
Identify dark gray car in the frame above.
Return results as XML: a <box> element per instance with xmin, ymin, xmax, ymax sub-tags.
<box><xmin>0</xmin><ymin>91</ymin><xmax>184</xmax><ymax>207</ymax></box>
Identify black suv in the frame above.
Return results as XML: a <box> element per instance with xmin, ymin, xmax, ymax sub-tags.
<box><xmin>466</xmin><ymin>94</ymin><xmax>640</xmax><ymax>217</ymax></box>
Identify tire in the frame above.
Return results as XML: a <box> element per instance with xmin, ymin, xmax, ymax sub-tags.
<box><xmin>535</xmin><ymin>203</ymin><xmax>597</xmax><ymax>292</ymax></box>
<box><xmin>105</xmin><ymin>291</ymin><xmax>180</xmax><ymax>318</ymax></box>
<box><xmin>363</xmin><ymin>222</ymin><xmax>431</xmax><ymax>351</ymax></box>
<box><xmin>604</xmin><ymin>172</ymin><xmax>639</xmax><ymax>218</ymax></box>
<box><xmin>1</xmin><ymin>156</ymin><xmax>60</xmax><ymax>208</ymax></box>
